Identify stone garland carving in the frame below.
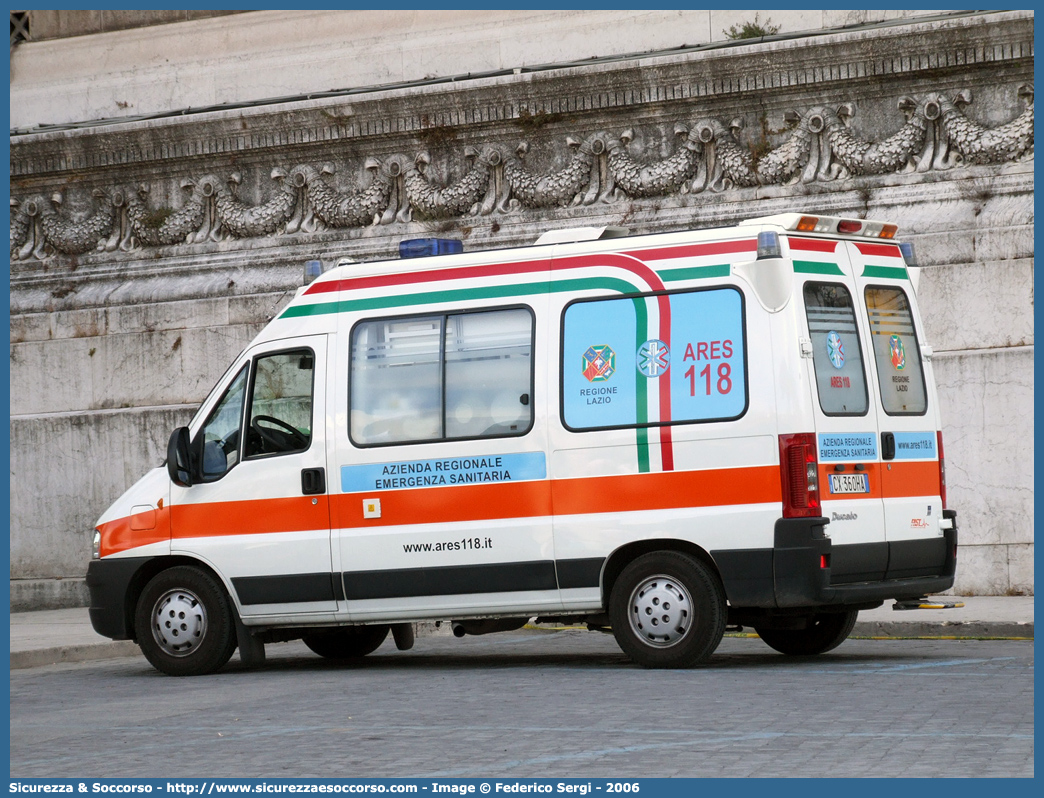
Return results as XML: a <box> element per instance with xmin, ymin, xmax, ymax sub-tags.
<box><xmin>10</xmin><ymin>85</ymin><xmax>1033</xmax><ymax>261</ymax></box>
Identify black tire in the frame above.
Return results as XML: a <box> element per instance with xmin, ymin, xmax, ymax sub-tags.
<box><xmin>608</xmin><ymin>551</ymin><xmax>727</xmax><ymax>668</ymax></box>
<box><xmin>302</xmin><ymin>625</ymin><xmax>390</xmax><ymax>660</ymax></box>
<box><xmin>755</xmin><ymin>610</ymin><xmax>859</xmax><ymax>656</ymax></box>
<box><xmin>134</xmin><ymin>566</ymin><xmax>237</xmax><ymax>676</ymax></box>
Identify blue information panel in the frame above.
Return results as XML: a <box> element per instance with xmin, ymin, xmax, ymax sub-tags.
<box><xmin>562</xmin><ymin>288</ymin><xmax>745</xmax><ymax>429</ymax></box>
<box><xmin>891</xmin><ymin>431</ymin><xmax>938</xmax><ymax>460</ymax></box>
<box><xmin>342</xmin><ymin>452</ymin><xmax>547</xmax><ymax>493</ymax></box>
<box><xmin>817</xmin><ymin>433</ymin><xmax>878</xmax><ymax>462</ymax></box>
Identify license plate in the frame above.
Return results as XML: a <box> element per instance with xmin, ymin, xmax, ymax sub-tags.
<box><xmin>829</xmin><ymin>473</ymin><xmax>869</xmax><ymax>494</ymax></box>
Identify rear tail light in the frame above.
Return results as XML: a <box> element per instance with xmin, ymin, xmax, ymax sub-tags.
<box><xmin>937</xmin><ymin>430</ymin><xmax>947</xmax><ymax>509</ymax></box>
<box><xmin>779</xmin><ymin>433</ymin><xmax>821</xmax><ymax>518</ymax></box>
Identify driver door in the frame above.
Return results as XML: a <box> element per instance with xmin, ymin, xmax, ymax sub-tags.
<box><xmin>171</xmin><ymin>334</ymin><xmax>336</xmax><ymax>618</ymax></box>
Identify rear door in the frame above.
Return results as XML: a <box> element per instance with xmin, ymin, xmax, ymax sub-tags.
<box><xmin>792</xmin><ymin>237</ymin><xmax>887</xmax><ymax>583</ymax></box>
<box><xmin>848</xmin><ymin>241</ymin><xmax>946</xmax><ymax>579</ymax></box>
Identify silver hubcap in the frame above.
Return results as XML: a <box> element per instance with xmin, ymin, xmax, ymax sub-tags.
<box><xmin>151</xmin><ymin>588</ymin><xmax>207</xmax><ymax>657</ymax></box>
<box><xmin>627</xmin><ymin>575</ymin><xmax>692</xmax><ymax>648</ymax></box>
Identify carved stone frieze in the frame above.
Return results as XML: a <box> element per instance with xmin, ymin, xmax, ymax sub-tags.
<box><xmin>8</xmin><ymin>83</ymin><xmax>1034</xmax><ymax>261</ymax></box>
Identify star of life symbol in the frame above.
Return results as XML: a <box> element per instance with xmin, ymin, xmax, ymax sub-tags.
<box><xmin>826</xmin><ymin>331</ymin><xmax>845</xmax><ymax>369</ymax></box>
<box><xmin>582</xmin><ymin>345</ymin><xmax>616</xmax><ymax>382</ymax></box>
<box><xmin>889</xmin><ymin>334</ymin><xmax>906</xmax><ymax>370</ymax></box>
<box><xmin>637</xmin><ymin>339</ymin><xmax>670</xmax><ymax>378</ymax></box>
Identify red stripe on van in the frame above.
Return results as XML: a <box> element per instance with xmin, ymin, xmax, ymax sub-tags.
<box><xmin>305</xmin><ymin>259</ymin><xmax>550</xmax><ymax>295</ymax></box>
<box><xmin>305</xmin><ymin>239</ymin><xmax>758</xmax><ymax>296</ymax></box>
<box><xmin>624</xmin><ymin>239</ymin><xmax>757</xmax><ymax>261</ymax></box>
<box><xmin>788</xmin><ymin>238</ymin><xmax>839</xmax><ymax>253</ymax></box>
<box><xmin>854</xmin><ymin>242</ymin><xmax>902</xmax><ymax>258</ymax></box>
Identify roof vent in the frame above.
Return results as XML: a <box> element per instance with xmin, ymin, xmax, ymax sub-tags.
<box><xmin>534</xmin><ymin>226</ymin><xmax>630</xmax><ymax>245</ymax></box>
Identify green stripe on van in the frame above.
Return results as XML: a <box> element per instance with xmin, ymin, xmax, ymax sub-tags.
<box><xmin>861</xmin><ymin>264</ymin><xmax>909</xmax><ymax>280</ymax></box>
<box><xmin>661</xmin><ymin>263</ymin><xmax>731</xmax><ymax>282</ymax></box>
<box><xmin>793</xmin><ymin>260</ymin><xmax>844</xmax><ymax>276</ymax></box>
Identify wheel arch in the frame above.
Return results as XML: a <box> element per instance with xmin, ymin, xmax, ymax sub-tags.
<box><xmin>123</xmin><ymin>555</ymin><xmax>231</xmax><ymax>642</ymax></box>
<box><xmin>600</xmin><ymin>538</ymin><xmax>725</xmax><ymax>610</ymax></box>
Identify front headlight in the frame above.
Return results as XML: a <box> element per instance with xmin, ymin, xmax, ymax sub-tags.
<box><xmin>92</xmin><ymin>529</ymin><xmax>101</xmax><ymax>559</ymax></box>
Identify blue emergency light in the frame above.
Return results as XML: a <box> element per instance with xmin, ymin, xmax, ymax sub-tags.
<box><xmin>399</xmin><ymin>238</ymin><xmax>464</xmax><ymax>259</ymax></box>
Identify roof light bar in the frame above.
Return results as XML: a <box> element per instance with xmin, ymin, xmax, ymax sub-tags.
<box><xmin>740</xmin><ymin>213</ymin><xmax>900</xmax><ymax>240</ymax></box>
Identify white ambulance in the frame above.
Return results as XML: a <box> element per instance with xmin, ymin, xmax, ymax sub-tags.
<box><xmin>87</xmin><ymin>213</ymin><xmax>958</xmax><ymax>676</ymax></box>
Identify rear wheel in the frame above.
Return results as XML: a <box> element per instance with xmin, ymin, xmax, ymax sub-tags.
<box><xmin>755</xmin><ymin>610</ymin><xmax>859</xmax><ymax>655</ymax></box>
<box><xmin>608</xmin><ymin>551</ymin><xmax>726</xmax><ymax>668</ymax></box>
<box><xmin>135</xmin><ymin>566</ymin><xmax>237</xmax><ymax>676</ymax></box>
<box><xmin>302</xmin><ymin>625</ymin><xmax>390</xmax><ymax>660</ymax></box>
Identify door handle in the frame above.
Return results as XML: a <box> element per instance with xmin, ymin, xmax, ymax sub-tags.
<box><xmin>301</xmin><ymin>467</ymin><xmax>326</xmax><ymax>495</ymax></box>
<box><xmin>881</xmin><ymin>432</ymin><xmax>896</xmax><ymax>461</ymax></box>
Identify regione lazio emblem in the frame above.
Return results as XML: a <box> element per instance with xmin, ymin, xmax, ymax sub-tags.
<box><xmin>582</xmin><ymin>345</ymin><xmax>616</xmax><ymax>382</ymax></box>
<box><xmin>889</xmin><ymin>334</ymin><xmax>906</xmax><ymax>370</ymax></box>
<box><xmin>826</xmin><ymin>331</ymin><xmax>845</xmax><ymax>369</ymax></box>
<box><xmin>637</xmin><ymin>339</ymin><xmax>670</xmax><ymax>377</ymax></box>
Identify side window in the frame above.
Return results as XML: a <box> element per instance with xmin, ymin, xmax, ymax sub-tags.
<box><xmin>445</xmin><ymin>309</ymin><xmax>533</xmax><ymax>437</ymax></box>
<box><xmin>864</xmin><ymin>286</ymin><xmax>928</xmax><ymax>415</ymax></box>
<box><xmin>802</xmin><ymin>282</ymin><xmax>869</xmax><ymax>416</ymax></box>
<box><xmin>197</xmin><ymin>366</ymin><xmax>248</xmax><ymax>479</ymax></box>
<box><xmin>350</xmin><ymin>307</ymin><xmax>534</xmax><ymax>446</ymax></box>
<box><xmin>561</xmin><ymin>287</ymin><xmax>747</xmax><ymax>430</ymax></box>
<box><xmin>244</xmin><ymin>350</ymin><xmax>315</xmax><ymax>457</ymax></box>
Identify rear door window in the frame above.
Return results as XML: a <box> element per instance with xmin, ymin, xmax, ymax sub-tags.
<box><xmin>802</xmin><ymin>283</ymin><xmax>869</xmax><ymax>416</ymax></box>
<box><xmin>864</xmin><ymin>286</ymin><xmax>927</xmax><ymax>415</ymax></box>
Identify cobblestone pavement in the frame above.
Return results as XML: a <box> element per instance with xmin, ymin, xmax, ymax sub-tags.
<box><xmin>9</xmin><ymin>630</ymin><xmax>1033</xmax><ymax>778</ymax></box>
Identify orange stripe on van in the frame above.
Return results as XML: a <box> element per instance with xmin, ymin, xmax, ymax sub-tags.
<box><xmin>101</xmin><ymin>466</ymin><xmax>785</xmax><ymax>553</ymax></box>
<box><xmin>818</xmin><ymin>461</ymin><xmax>942</xmax><ymax>503</ymax></box>
<box><xmin>818</xmin><ymin>463</ymin><xmax>884</xmax><ymax>500</ymax></box>
<box><xmin>881</xmin><ymin>460</ymin><xmax>942</xmax><ymax>497</ymax></box>
<box><xmin>98</xmin><ymin>506</ymin><xmax>171</xmax><ymax>557</ymax></box>
<box><xmin>332</xmin><ymin>480</ymin><xmax>553</xmax><ymax>528</ymax></box>
<box><xmin>553</xmin><ymin>466</ymin><xmax>781</xmax><ymax>515</ymax></box>
<box><xmin>170</xmin><ymin>495</ymin><xmax>331</xmax><ymax>538</ymax></box>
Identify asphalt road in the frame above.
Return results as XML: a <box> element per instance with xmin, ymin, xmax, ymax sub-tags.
<box><xmin>9</xmin><ymin>629</ymin><xmax>1033</xmax><ymax>778</ymax></box>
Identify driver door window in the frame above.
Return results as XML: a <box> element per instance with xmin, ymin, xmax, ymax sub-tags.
<box><xmin>245</xmin><ymin>349</ymin><xmax>315</xmax><ymax>459</ymax></box>
<box><xmin>198</xmin><ymin>366</ymin><xmax>248</xmax><ymax>479</ymax></box>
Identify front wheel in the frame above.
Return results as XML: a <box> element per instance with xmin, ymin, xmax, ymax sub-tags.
<box><xmin>134</xmin><ymin>566</ymin><xmax>237</xmax><ymax>676</ymax></box>
<box><xmin>302</xmin><ymin>626</ymin><xmax>390</xmax><ymax>660</ymax></box>
<box><xmin>608</xmin><ymin>551</ymin><xmax>726</xmax><ymax>668</ymax></box>
<box><xmin>755</xmin><ymin>610</ymin><xmax>859</xmax><ymax>656</ymax></box>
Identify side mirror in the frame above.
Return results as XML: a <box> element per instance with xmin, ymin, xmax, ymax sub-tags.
<box><xmin>167</xmin><ymin>427</ymin><xmax>193</xmax><ymax>487</ymax></box>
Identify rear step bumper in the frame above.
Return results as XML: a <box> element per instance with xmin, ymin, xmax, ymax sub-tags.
<box><xmin>712</xmin><ymin>511</ymin><xmax>958</xmax><ymax>609</ymax></box>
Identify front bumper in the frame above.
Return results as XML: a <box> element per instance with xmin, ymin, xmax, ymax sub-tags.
<box><xmin>85</xmin><ymin>556</ymin><xmax>154</xmax><ymax>640</ymax></box>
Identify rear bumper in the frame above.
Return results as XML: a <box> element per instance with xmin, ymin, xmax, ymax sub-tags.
<box><xmin>712</xmin><ymin>510</ymin><xmax>958</xmax><ymax>609</ymax></box>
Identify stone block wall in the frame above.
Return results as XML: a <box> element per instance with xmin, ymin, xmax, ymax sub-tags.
<box><xmin>9</xmin><ymin>10</ymin><xmax>1033</xmax><ymax>605</ymax></box>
